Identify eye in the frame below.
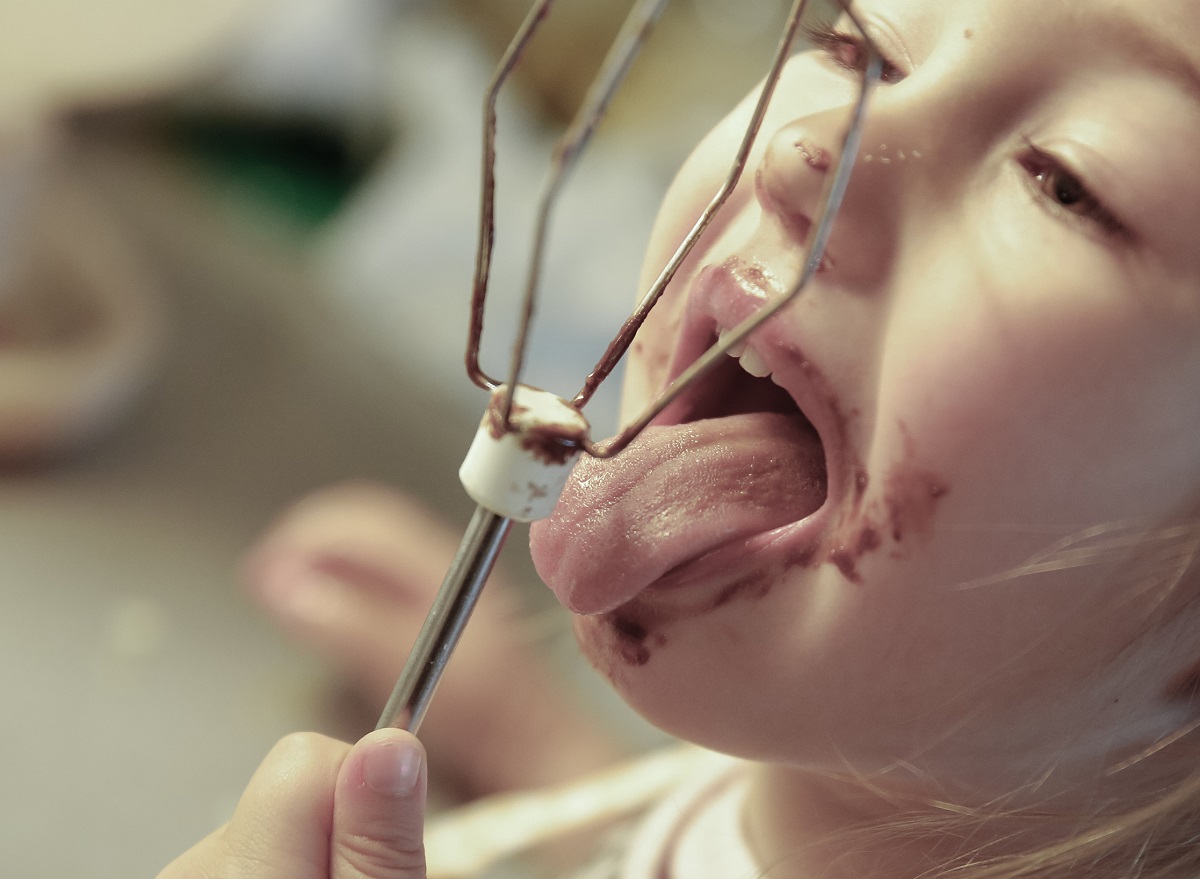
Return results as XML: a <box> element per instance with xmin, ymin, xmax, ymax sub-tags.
<box><xmin>803</xmin><ymin>22</ymin><xmax>906</xmax><ymax>85</ymax></box>
<box><xmin>1017</xmin><ymin>143</ymin><xmax>1128</xmax><ymax>239</ymax></box>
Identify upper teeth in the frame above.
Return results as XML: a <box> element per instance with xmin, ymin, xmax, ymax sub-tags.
<box><xmin>719</xmin><ymin>328</ymin><xmax>772</xmax><ymax>379</ymax></box>
<box><xmin>738</xmin><ymin>347</ymin><xmax>772</xmax><ymax>378</ymax></box>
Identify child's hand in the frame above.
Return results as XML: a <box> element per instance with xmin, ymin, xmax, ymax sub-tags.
<box><xmin>243</xmin><ymin>481</ymin><xmax>627</xmax><ymax>797</ymax></box>
<box><xmin>158</xmin><ymin>728</ymin><xmax>427</xmax><ymax>879</ymax></box>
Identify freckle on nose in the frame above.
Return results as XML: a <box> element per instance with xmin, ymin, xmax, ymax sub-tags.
<box><xmin>794</xmin><ymin>138</ymin><xmax>831</xmax><ymax>171</ymax></box>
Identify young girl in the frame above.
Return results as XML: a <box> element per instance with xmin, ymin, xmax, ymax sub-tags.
<box><xmin>161</xmin><ymin>0</ymin><xmax>1200</xmax><ymax>876</ymax></box>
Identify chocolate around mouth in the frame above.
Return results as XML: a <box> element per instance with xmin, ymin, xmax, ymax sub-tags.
<box><xmin>532</xmin><ymin>328</ymin><xmax>834</xmax><ymax>669</ymax></box>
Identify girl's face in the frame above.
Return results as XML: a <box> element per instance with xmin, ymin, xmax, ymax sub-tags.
<box><xmin>532</xmin><ymin>0</ymin><xmax>1200</xmax><ymax>796</ymax></box>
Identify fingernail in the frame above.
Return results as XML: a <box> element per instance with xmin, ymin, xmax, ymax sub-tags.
<box><xmin>362</xmin><ymin>737</ymin><xmax>423</xmax><ymax>797</ymax></box>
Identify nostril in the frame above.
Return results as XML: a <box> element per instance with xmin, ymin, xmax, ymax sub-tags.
<box><xmin>794</xmin><ymin>137</ymin><xmax>831</xmax><ymax>171</ymax></box>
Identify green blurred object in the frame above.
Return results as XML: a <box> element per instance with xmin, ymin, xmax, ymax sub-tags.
<box><xmin>170</xmin><ymin>111</ymin><xmax>390</xmax><ymax>233</ymax></box>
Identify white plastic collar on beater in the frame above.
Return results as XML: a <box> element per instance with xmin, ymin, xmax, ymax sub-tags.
<box><xmin>459</xmin><ymin>385</ymin><xmax>589</xmax><ymax>522</ymax></box>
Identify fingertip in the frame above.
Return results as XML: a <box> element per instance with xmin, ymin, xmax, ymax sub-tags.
<box><xmin>354</xmin><ymin>728</ymin><xmax>427</xmax><ymax>799</ymax></box>
<box><xmin>333</xmin><ymin>729</ymin><xmax>428</xmax><ymax>876</ymax></box>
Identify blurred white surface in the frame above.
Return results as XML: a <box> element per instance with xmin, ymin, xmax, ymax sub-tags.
<box><xmin>0</xmin><ymin>130</ymin><xmax>485</xmax><ymax>877</ymax></box>
<box><xmin>0</xmin><ymin>4</ymin><xmax>684</xmax><ymax>875</ymax></box>
<box><xmin>0</xmin><ymin>0</ymin><xmax>272</xmax><ymax>120</ymax></box>
<box><xmin>0</xmin><ymin>136</ymin><xmax>664</xmax><ymax>878</ymax></box>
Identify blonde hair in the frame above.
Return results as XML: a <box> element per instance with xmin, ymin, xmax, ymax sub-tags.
<box><xmin>759</xmin><ymin>762</ymin><xmax>1200</xmax><ymax>879</ymax></box>
<box><xmin>929</xmin><ymin>769</ymin><xmax>1200</xmax><ymax>878</ymax></box>
<box><xmin>809</xmin><ymin>522</ymin><xmax>1200</xmax><ymax>879</ymax></box>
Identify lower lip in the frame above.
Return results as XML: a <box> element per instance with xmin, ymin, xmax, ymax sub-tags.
<box><xmin>579</xmin><ymin>510</ymin><xmax>829</xmax><ymax>670</ymax></box>
<box><xmin>666</xmin><ymin>511</ymin><xmax>822</xmax><ymax>585</ymax></box>
<box><xmin>554</xmin><ymin>494</ymin><xmax>834</xmax><ymax>667</ymax></box>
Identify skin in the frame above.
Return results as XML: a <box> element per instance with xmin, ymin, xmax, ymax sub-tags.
<box><xmin>165</xmin><ymin>1</ymin><xmax>1200</xmax><ymax>877</ymax></box>
<box><xmin>242</xmin><ymin>482</ymin><xmax>626</xmax><ymax>797</ymax></box>
<box><xmin>528</xmin><ymin>0</ymin><xmax>1200</xmax><ymax>875</ymax></box>
<box><xmin>159</xmin><ymin>728</ymin><xmax>428</xmax><ymax>879</ymax></box>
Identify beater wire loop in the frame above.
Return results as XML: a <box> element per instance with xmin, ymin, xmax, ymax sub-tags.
<box><xmin>467</xmin><ymin>0</ymin><xmax>882</xmax><ymax>452</ymax></box>
<box><xmin>466</xmin><ymin>0</ymin><xmax>554</xmax><ymax>393</ymax></box>
<box><xmin>466</xmin><ymin>0</ymin><xmax>671</xmax><ymax>427</ymax></box>
<box><xmin>381</xmin><ymin>0</ymin><xmax>882</xmax><ymax>738</ymax></box>
<box><xmin>586</xmin><ymin>0</ymin><xmax>881</xmax><ymax>457</ymax></box>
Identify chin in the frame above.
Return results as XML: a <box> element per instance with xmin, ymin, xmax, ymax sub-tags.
<box><xmin>567</xmin><ymin>598</ymin><xmax>819</xmax><ymax>762</ymax></box>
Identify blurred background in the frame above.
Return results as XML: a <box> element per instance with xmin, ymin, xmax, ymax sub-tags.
<box><xmin>0</xmin><ymin>0</ymin><xmax>791</xmax><ymax>875</ymax></box>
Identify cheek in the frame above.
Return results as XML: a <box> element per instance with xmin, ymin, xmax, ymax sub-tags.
<box><xmin>568</xmin><ymin>518</ymin><xmax>1182</xmax><ymax>770</ymax></box>
<box><xmin>875</xmin><ymin>242</ymin><xmax>1200</xmax><ymax>552</ymax></box>
<box><xmin>563</xmin><ymin>561</ymin><xmax>973</xmax><ymax>764</ymax></box>
<box><xmin>875</xmin><ymin>232</ymin><xmax>1134</xmax><ymax>485</ymax></box>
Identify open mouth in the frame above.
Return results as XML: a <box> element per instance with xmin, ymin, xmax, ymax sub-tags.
<box><xmin>656</xmin><ymin>325</ymin><xmax>830</xmax><ymax>511</ymax></box>
<box><xmin>672</xmin><ymin>329</ymin><xmax>823</xmax><ymax>426</ymax></box>
<box><xmin>531</xmin><ymin>304</ymin><xmax>833</xmax><ymax>615</ymax></box>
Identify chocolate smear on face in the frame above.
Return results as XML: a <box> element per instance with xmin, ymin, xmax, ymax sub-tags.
<box><xmin>886</xmin><ymin>423</ymin><xmax>950</xmax><ymax>543</ymax></box>
<box><xmin>885</xmin><ymin>474</ymin><xmax>948</xmax><ymax>542</ymax></box>
<box><xmin>711</xmin><ymin>570</ymin><xmax>775</xmax><ymax>609</ymax></box>
<box><xmin>827</xmin><ymin>525</ymin><xmax>882</xmax><ymax>583</ymax></box>
<box><xmin>608</xmin><ymin>614</ymin><xmax>654</xmax><ymax>666</ymax></box>
<box><xmin>817</xmin><ymin>423</ymin><xmax>951</xmax><ymax>581</ymax></box>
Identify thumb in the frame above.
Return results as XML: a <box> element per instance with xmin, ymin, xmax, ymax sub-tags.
<box><xmin>332</xmin><ymin>728</ymin><xmax>428</xmax><ymax>879</ymax></box>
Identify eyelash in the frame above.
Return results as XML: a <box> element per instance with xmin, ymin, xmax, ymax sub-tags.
<box><xmin>803</xmin><ymin>22</ymin><xmax>906</xmax><ymax>85</ymax></box>
<box><xmin>805</xmin><ymin>24</ymin><xmax>1131</xmax><ymax>246</ymax></box>
<box><xmin>1016</xmin><ymin>142</ymin><xmax>1129</xmax><ymax>240</ymax></box>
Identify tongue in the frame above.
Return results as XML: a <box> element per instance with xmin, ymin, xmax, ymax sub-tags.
<box><xmin>529</xmin><ymin>412</ymin><xmax>826</xmax><ymax>614</ymax></box>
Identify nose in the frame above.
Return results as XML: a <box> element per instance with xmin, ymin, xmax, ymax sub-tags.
<box><xmin>755</xmin><ymin>105</ymin><xmax>905</xmax><ymax>287</ymax></box>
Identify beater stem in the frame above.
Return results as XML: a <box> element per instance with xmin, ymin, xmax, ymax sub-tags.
<box><xmin>376</xmin><ymin>505</ymin><xmax>514</xmax><ymax>733</ymax></box>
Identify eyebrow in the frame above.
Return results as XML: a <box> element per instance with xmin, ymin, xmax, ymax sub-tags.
<box><xmin>1092</xmin><ymin>8</ymin><xmax>1200</xmax><ymax>104</ymax></box>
